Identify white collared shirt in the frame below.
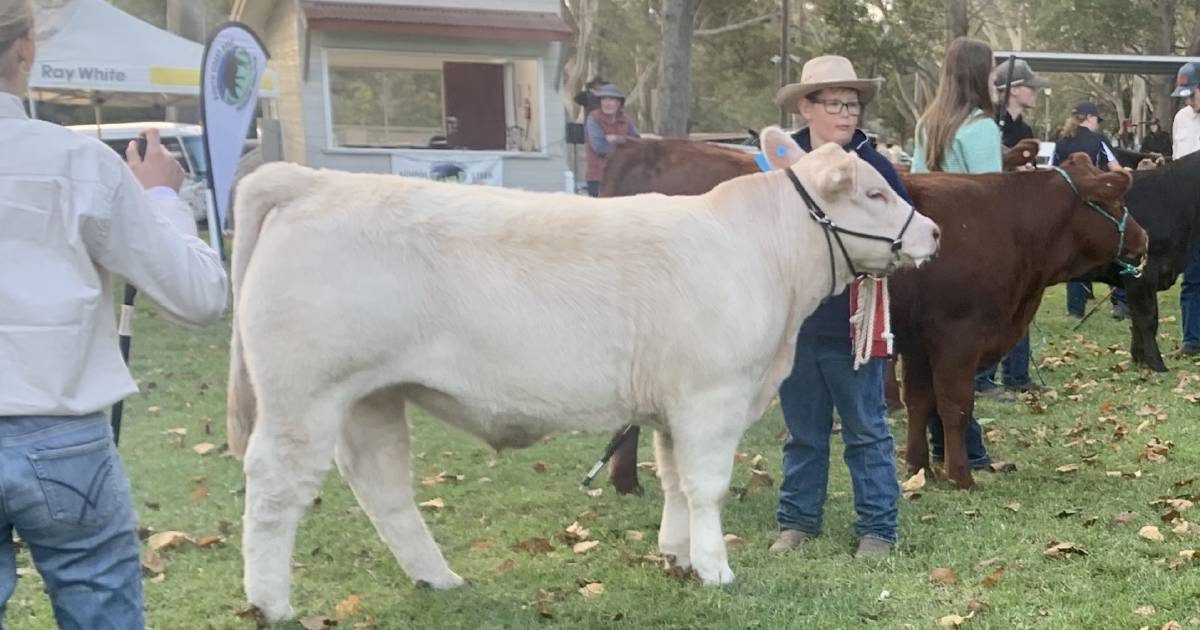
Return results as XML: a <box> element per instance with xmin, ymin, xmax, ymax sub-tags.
<box><xmin>0</xmin><ymin>91</ymin><xmax>228</xmax><ymax>416</ymax></box>
<box><xmin>1174</xmin><ymin>105</ymin><xmax>1200</xmax><ymax>159</ymax></box>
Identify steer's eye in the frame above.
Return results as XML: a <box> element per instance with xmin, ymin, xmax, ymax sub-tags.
<box><xmin>866</xmin><ymin>190</ymin><xmax>887</xmax><ymax>201</ymax></box>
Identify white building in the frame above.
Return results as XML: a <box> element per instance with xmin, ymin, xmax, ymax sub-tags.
<box><xmin>232</xmin><ymin>0</ymin><xmax>573</xmax><ymax>191</ymax></box>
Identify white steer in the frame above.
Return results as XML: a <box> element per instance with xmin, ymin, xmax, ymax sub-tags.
<box><xmin>226</xmin><ymin>127</ymin><xmax>939</xmax><ymax>621</ymax></box>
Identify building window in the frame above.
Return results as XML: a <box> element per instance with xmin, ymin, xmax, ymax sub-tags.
<box><xmin>327</xmin><ymin>50</ymin><xmax>541</xmax><ymax>152</ymax></box>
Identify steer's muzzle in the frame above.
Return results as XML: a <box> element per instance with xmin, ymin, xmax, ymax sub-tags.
<box><xmin>897</xmin><ymin>212</ymin><xmax>941</xmax><ymax>269</ymax></box>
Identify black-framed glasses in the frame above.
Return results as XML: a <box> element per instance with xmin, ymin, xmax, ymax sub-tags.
<box><xmin>808</xmin><ymin>98</ymin><xmax>862</xmax><ymax>116</ymax></box>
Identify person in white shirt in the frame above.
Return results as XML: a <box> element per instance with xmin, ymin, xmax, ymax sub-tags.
<box><xmin>1169</xmin><ymin>62</ymin><xmax>1200</xmax><ymax>359</ymax></box>
<box><xmin>0</xmin><ymin>2</ymin><xmax>227</xmax><ymax>627</ymax></box>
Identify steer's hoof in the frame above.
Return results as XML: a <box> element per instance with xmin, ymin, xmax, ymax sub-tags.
<box><xmin>416</xmin><ymin>571</ymin><xmax>465</xmax><ymax>590</ymax></box>
<box><xmin>695</xmin><ymin>562</ymin><xmax>735</xmax><ymax>587</ymax></box>
<box><xmin>245</xmin><ymin>600</ymin><xmax>294</xmax><ymax>624</ymax></box>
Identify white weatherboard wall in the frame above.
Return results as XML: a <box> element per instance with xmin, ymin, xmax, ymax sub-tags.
<box><xmin>304</xmin><ymin>30</ymin><xmax>568</xmax><ymax>192</ymax></box>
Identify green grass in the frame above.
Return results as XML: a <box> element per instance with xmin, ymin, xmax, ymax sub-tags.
<box><xmin>10</xmin><ymin>284</ymin><xmax>1200</xmax><ymax>629</ymax></box>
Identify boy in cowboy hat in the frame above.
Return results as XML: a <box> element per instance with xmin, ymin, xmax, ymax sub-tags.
<box><xmin>769</xmin><ymin>55</ymin><xmax>908</xmax><ymax>558</ymax></box>
<box><xmin>584</xmin><ymin>83</ymin><xmax>640</xmax><ymax>197</ymax></box>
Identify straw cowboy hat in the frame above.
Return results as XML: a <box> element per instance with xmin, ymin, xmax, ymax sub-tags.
<box><xmin>774</xmin><ymin>56</ymin><xmax>883</xmax><ymax>112</ymax></box>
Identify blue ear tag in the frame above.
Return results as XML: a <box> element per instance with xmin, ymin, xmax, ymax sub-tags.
<box><xmin>754</xmin><ymin>151</ymin><xmax>772</xmax><ymax>172</ymax></box>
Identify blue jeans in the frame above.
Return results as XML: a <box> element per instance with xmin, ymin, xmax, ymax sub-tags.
<box><xmin>1181</xmin><ymin>244</ymin><xmax>1200</xmax><ymax>349</ymax></box>
<box><xmin>777</xmin><ymin>335</ymin><xmax>898</xmax><ymax>544</ymax></box>
<box><xmin>976</xmin><ymin>331</ymin><xmax>1032</xmax><ymax>390</ymax></box>
<box><xmin>0</xmin><ymin>414</ymin><xmax>143</xmax><ymax>630</ymax></box>
<box><xmin>1067</xmin><ymin>282</ymin><xmax>1092</xmax><ymax>317</ymax></box>
<box><xmin>586</xmin><ymin>181</ymin><xmax>600</xmax><ymax>197</ymax></box>
<box><xmin>927</xmin><ymin>400</ymin><xmax>991</xmax><ymax>468</ymax></box>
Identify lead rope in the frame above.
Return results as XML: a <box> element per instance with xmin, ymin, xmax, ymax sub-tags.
<box><xmin>850</xmin><ymin>276</ymin><xmax>893</xmax><ymax>370</ymax></box>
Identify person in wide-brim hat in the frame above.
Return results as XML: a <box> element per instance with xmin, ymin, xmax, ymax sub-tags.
<box><xmin>774</xmin><ymin>55</ymin><xmax>883</xmax><ymax>113</ymax></box>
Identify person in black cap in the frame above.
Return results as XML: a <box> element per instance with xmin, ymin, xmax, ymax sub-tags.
<box><xmin>975</xmin><ymin>58</ymin><xmax>1049</xmax><ymax>399</ymax></box>
<box><xmin>1055</xmin><ymin>101</ymin><xmax>1125</xmax><ymax>318</ymax></box>
<box><xmin>993</xmin><ymin>58</ymin><xmax>1047</xmax><ymax>149</ymax></box>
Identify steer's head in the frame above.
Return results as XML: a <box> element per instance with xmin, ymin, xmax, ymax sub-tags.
<box><xmin>1059</xmin><ymin>153</ymin><xmax>1147</xmax><ymax>275</ymax></box>
<box><xmin>758</xmin><ymin>126</ymin><xmax>940</xmax><ymax>275</ymax></box>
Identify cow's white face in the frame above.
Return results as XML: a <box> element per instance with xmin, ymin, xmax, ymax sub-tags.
<box><xmin>759</xmin><ymin>126</ymin><xmax>940</xmax><ymax>274</ymax></box>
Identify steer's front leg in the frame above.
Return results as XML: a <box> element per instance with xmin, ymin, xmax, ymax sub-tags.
<box><xmin>668</xmin><ymin>413</ymin><xmax>741</xmax><ymax>586</ymax></box>
<box><xmin>654</xmin><ymin>430</ymin><xmax>690</xmax><ymax>570</ymax></box>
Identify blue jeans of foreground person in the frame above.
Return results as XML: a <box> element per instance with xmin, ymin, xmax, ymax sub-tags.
<box><xmin>1180</xmin><ymin>244</ymin><xmax>1200</xmax><ymax>351</ymax></box>
<box><xmin>777</xmin><ymin>336</ymin><xmax>898</xmax><ymax>544</ymax></box>
<box><xmin>0</xmin><ymin>413</ymin><xmax>143</xmax><ymax>630</ymax></box>
<box><xmin>976</xmin><ymin>331</ymin><xmax>1032</xmax><ymax>391</ymax></box>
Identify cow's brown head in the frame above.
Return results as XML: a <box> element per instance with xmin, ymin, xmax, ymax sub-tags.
<box><xmin>758</xmin><ymin>126</ymin><xmax>941</xmax><ymax>275</ymax></box>
<box><xmin>1058</xmin><ymin>153</ymin><xmax>1147</xmax><ymax>274</ymax></box>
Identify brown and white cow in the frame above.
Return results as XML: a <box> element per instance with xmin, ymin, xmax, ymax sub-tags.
<box><xmin>599</xmin><ymin>138</ymin><xmax>1145</xmax><ymax>492</ymax></box>
<box><xmin>225</xmin><ymin>127</ymin><xmax>940</xmax><ymax>621</ymax></box>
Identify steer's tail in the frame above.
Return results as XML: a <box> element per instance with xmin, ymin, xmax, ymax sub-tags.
<box><xmin>227</xmin><ymin>162</ymin><xmax>318</xmax><ymax>459</ymax></box>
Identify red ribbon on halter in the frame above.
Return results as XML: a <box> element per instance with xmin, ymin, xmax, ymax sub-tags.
<box><xmin>849</xmin><ymin>277</ymin><xmax>892</xmax><ymax>360</ymax></box>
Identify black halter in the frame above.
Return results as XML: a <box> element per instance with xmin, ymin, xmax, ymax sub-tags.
<box><xmin>782</xmin><ymin>167</ymin><xmax>918</xmax><ymax>295</ymax></box>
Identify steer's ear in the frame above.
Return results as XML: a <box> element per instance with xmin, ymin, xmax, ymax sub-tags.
<box><xmin>759</xmin><ymin>126</ymin><xmax>806</xmax><ymax>170</ymax></box>
<box><xmin>815</xmin><ymin>147</ymin><xmax>858</xmax><ymax>198</ymax></box>
<box><xmin>1079</xmin><ymin>170</ymin><xmax>1133</xmax><ymax>204</ymax></box>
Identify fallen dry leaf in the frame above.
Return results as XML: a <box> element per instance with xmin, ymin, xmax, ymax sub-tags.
<box><xmin>1106</xmin><ymin>470</ymin><xmax>1143</xmax><ymax>479</ymax></box>
<box><xmin>335</xmin><ymin>593</ymin><xmax>362</xmax><ymax>619</ymax></box>
<box><xmin>749</xmin><ymin>469</ymin><xmax>774</xmax><ymax>489</ymax></box>
<box><xmin>494</xmin><ymin>559</ymin><xmax>516</xmax><ymax>574</ymax></box>
<box><xmin>1056</xmin><ymin>464</ymin><xmax>1080</xmax><ymax>474</ymax></box>
<box><xmin>561</xmin><ymin>521</ymin><xmax>590</xmax><ymax>542</ymax></box>
<box><xmin>967</xmin><ymin>599</ymin><xmax>991</xmax><ymax>614</ymax></box>
<box><xmin>1163</xmin><ymin>622</ymin><xmax>1184</xmax><ymax>630</ymax></box>
<box><xmin>418</xmin><ymin>498</ymin><xmax>446</xmax><ymax>510</ymax></box>
<box><xmin>190</xmin><ymin>487</ymin><xmax>209</xmax><ymax>502</ymax></box>
<box><xmin>510</xmin><ymin>538</ymin><xmax>554</xmax><ymax>555</ymax></box>
<box><xmin>1139</xmin><ymin>525</ymin><xmax>1165</xmax><ymax>542</ymax></box>
<box><xmin>147</xmin><ymin>531</ymin><xmax>194</xmax><ymax>552</ymax></box>
<box><xmin>723</xmin><ymin>533</ymin><xmax>747</xmax><ymax>548</ymax></box>
<box><xmin>901</xmin><ymin>469</ymin><xmax>927</xmax><ymax>492</ymax></box>
<box><xmin>1111</xmin><ymin>511</ymin><xmax>1138</xmax><ymax>526</ymax></box>
<box><xmin>192</xmin><ymin>442</ymin><xmax>216</xmax><ymax>456</ymax></box>
<box><xmin>1168</xmin><ymin>499</ymin><xmax>1195</xmax><ymax>512</ymax></box>
<box><xmin>354</xmin><ymin>618</ymin><xmax>377</xmax><ymax>629</ymax></box>
<box><xmin>537</xmin><ymin>589</ymin><xmax>553</xmax><ymax>618</ymax></box>
<box><xmin>937</xmin><ymin>611</ymin><xmax>975</xmax><ymax>627</ymax></box>
<box><xmin>573</xmin><ymin>540</ymin><xmax>600</xmax><ymax>554</ymax></box>
<box><xmin>195</xmin><ymin>535</ymin><xmax>225</xmax><ymax>548</ymax></box>
<box><xmin>930</xmin><ymin>567</ymin><xmax>958</xmax><ymax>584</ymax></box>
<box><xmin>164</xmin><ymin>427</ymin><xmax>186</xmax><ymax>436</ymax></box>
<box><xmin>300</xmin><ymin>617</ymin><xmax>336</xmax><ymax>630</ymax></box>
<box><xmin>585</xmin><ymin>488</ymin><xmax>603</xmax><ymax>497</ymax></box>
<box><xmin>141</xmin><ymin>549</ymin><xmax>165</xmax><ymax>575</ymax></box>
<box><xmin>750</xmin><ymin>454</ymin><xmax>766</xmax><ymax>470</ymax></box>
<box><xmin>1136</xmin><ymin>606</ymin><xmax>1156</xmax><ymax>617</ymax></box>
<box><xmin>980</xmin><ymin>565</ymin><xmax>1005</xmax><ymax>588</ymax></box>
<box><xmin>470</xmin><ymin>539</ymin><xmax>496</xmax><ymax>552</ymax></box>
<box><xmin>532</xmin><ymin>462</ymin><xmax>547</xmax><ymax>474</ymax></box>
<box><xmin>1004</xmin><ymin>502</ymin><xmax>1021</xmax><ymax>513</ymax></box>
<box><xmin>578</xmin><ymin>581</ymin><xmax>605</xmax><ymax>599</ymax></box>
<box><xmin>1043</xmin><ymin>542</ymin><xmax>1088</xmax><ymax>558</ymax></box>
<box><xmin>625</xmin><ymin>530</ymin><xmax>644</xmax><ymax>542</ymax></box>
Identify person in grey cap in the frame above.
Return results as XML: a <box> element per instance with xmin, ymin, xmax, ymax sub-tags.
<box><xmin>1168</xmin><ymin>62</ymin><xmax>1200</xmax><ymax>357</ymax></box>
<box><xmin>583</xmin><ymin>83</ymin><xmax>640</xmax><ymax>197</ymax></box>
<box><xmin>993</xmin><ymin>58</ymin><xmax>1048</xmax><ymax>148</ymax></box>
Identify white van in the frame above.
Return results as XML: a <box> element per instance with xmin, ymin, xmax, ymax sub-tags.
<box><xmin>68</xmin><ymin>122</ymin><xmax>211</xmax><ymax>222</ymax></box>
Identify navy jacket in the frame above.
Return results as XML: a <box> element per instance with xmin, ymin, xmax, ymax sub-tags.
<box><xmin>790</xmin><ymin>128</ymin><xmax>914</xmax><ymax>339</ymax></box>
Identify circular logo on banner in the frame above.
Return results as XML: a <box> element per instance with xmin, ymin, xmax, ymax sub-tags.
<box><xmin>430</xmin><ymin>163</ymin><xmax>467</xmax><ymax>183</ymax></box>
<box><xmin>216</xmin><ymin>45</ymin><xmax>258</xmax><ymax>109</ymax></box>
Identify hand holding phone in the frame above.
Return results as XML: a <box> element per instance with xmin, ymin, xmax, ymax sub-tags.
<box><xmin>126</xmin><ymin>129</ymin><xmax>184</xmax><ymax>192</ymax></box>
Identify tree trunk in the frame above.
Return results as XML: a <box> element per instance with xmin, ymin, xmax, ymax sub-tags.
<box><xmin>560</xmin><ymin>0</ymin><xmax>599</xmax><ymax>122</ymax></box>
<box><xmin>655</xmin><ymin>0</ymin><xmax>700</xmax><ymax>138</ymax></box>
<box><xmin>1150</xmin><ymin>0</ymin><xmax>1177</xmax><ymax>121</ymax></box>
<box><xmin>945</xmin><ymin>0</ymin><xmax>969</xmax><ymax>43</ymax></box>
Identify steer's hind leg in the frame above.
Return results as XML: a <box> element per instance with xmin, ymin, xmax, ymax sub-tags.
<box><xmin>335</xmin><ymin>390</ymin><xmax>463</xmax><ymax>589</ymax></box>
<box><xmin>654</xmin><ymin>430</ymin><xmax>691</xmax><ymax>570</ymax></box>
<box><xmin>242</xmin><ymin>393</ymin><xmax>342</xmax><ymax>623</ymax></box>
<box><xmin>668</xmin><ymin>401</ymin><xmax>744</xmax><ymax>586</ymax></box>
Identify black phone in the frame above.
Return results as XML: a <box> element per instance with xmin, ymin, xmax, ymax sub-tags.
<box><xmin>135</xmin><ymin>134</ymin><xmax>148</xmax><ymax>160</ymax></box>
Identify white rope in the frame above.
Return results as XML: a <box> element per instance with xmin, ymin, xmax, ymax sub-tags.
<box><xmin>850</xmin><ymin>276</ymin><xmax>892</xmax><ymax>370</ymax></box>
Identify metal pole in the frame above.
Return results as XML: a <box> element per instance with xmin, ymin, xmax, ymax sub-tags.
<box><xmin>779</xmin><ymin>0</ymin><xmax>791</xmax><ymax>128</ymax></box>
<box><xmin>26</xmin><ymin>92</ymin><xmax>36</xmax><ymax>119</ymax></box>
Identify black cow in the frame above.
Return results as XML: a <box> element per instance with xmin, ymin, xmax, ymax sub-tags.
<box><xmin>1085</xmin><ymin>150</ymin><xmax>1200</xmax><ymax>371</ymax></box>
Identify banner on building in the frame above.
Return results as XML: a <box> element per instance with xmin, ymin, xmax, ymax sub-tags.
<box><xmin>391</xmin><ymin>153</ymin><xmax>504</xmax><ymax>186</ymax></box>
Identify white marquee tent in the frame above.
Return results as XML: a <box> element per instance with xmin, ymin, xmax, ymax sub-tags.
<box><xmin>28</xmin><ymin>0</ymin><xmax>276</xmax><ymax>109</ymax></box>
